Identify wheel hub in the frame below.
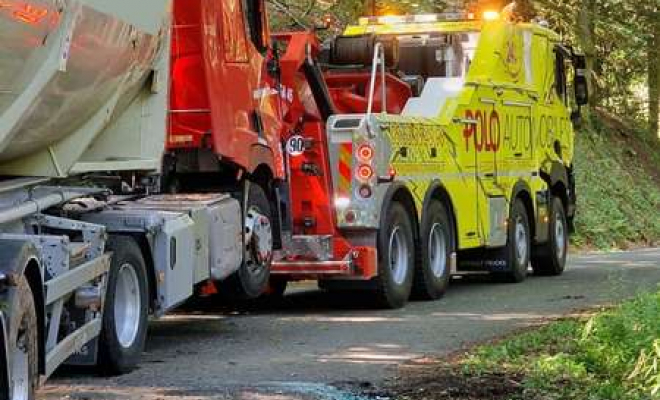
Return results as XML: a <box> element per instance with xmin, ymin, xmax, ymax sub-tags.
<box><xmin>11</xmin><ymin>324</ymin><xmax>30</xmax><ymax>400</ymax></box>
<box><xmin>245</xmin><ymin>208</ymin><xmax>273</xmax><ymax>266</ymax></box>
<box><xmin>515</xmin><ymin>217</ymin><xmax>528</xmax><ymax>264</ymax></box>
<box><xmin>389</xmin><ymin>227</ymin><xmax>409</xmax><ymax>285</ymax></box>
<box><xmin>556</xmin><ymin>214</ymin><xmax>566</xmax><ymax>260</ymax></box>
<box><xmin>428</xmin><ymin>223</ymin><xmax>447</xmax><ymax>278</ymax></box>
<box><xmin>114</xmin><ymin>263</ymin><xmax>141</xmax><ymax>349</ymax></box>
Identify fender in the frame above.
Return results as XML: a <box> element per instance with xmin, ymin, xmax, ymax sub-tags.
<box><xmin>422</xmin><ymin>180</ymin><xmax>457</xmax><ymax>218</ymax></box>
<box><xmin>540</xmin><ymin>160</ymin><xmax>569</xmax><ymax>189</ymax></box>
<box><xmin>379</xmin><ymin>181</ymin><xmax>414</xmax><ymax>223</ymax></box>
<box><xmin>422</xmin><ymin>180</ymin><xmax>444</xmax><ymax>218</ymax></box>
<box><xmin>248</xmin><ymin>144</ymin><xmax>276</xmax><ymax>177</ymax></box>
<box><xmin>378</xmin><ymin>181</ymin><xmax>420</xmax><ymax>238</ymax></box>
<box><xmin>510</xmin><ymin>179</ymin><xmax>544</xmax><ymax>241</ymax></box>
<box><xmin>540</xmin><ymin>160</ymin><xmax>575</xmax><ymax>220</ymax></box>
<box><xmin>511</xmin><ymin>179</ymin><xmax>534</xmax><ymax>206</ymax></box>
<box><xmin>0</xmin><ymin>311</ymin><xmax>8</xmax><ymax>400</ymax></box>
<box><xmin>422</xmin><ymin>180</ymin><xmax>457</xmax><ymax>230</ymax></box>
<box><xmin>0</xmin><ymin>241</ymin><xmax>44</xmax><ymax>376</ymax></box>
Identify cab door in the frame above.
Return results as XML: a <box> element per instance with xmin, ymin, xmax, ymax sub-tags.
<box><xmin>473</xmin><ymin>94</ymin><xmax>507</xmax><ymax>249</ymax></box>
<box><xmin>202</xmin><ymin>0</ymin><xmax>265</xmax><ymax>168</ymax></box>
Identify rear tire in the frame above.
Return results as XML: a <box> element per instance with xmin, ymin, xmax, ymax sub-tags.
<box><xmin>98</xmin><ymin>236</ymin><xmax>149</xmax><ymax>375</ymax></box>
<box><xmin>6</xmin><ymin>275</ymin><xmax>38</xmax><ymax>400</ymax></box>
<box><xmin>374</xmin><ymin>202</ymin><xmax>415</xmax><ymax>309</ymax></box>
<box><xmin>532</xmin><ymin>197</ymin><xmax>568</xmax><ymax>276</ymax></box>
<box><xmin>412</xmin><ymin>200</ymin><xmax>454</xmax><ymax>300</ymax></box>
<box><xmin>262</xmin><ymin>277</ymin><xmax>288</xmax><ymax>299</ymax></box>
<box><xmin>494</xmin><ymin>199</ymin><xmax>531</xmax><ymax>283</ymax></box>
<box><xmin>221</xmin><ymin>183</ymin><xmax>272</xmax><ymax>300</ymax></box>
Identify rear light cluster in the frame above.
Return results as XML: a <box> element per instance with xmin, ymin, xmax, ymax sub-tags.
<box><xmin>355</xmin><ymin>143</ymin><xmax>375</xmax><ymax>199</ymax></box>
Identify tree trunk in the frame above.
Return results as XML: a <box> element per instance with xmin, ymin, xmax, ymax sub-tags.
<box><xmin>577</xmin><ymin>0</ymin><xmax>597</xmax><ymax>111</ymax></box>
<box><xmin>649</xmin><ymin>20</ymin><xmax>660</xmax><ymax>139</ymax></box>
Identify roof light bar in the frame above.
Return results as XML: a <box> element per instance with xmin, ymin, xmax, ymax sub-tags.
<box><xmin>359</xmin><ymin>12</ymin><xmax>470</xmax><ymax>26</ymax></box>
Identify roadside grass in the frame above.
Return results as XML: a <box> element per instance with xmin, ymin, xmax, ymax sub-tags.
<box><xmin>456</xmin><ymin>289</ymin><xmax>660</xmax><ymax>400</ymax></box>
<box><xmin>384</xmin><ymin>289</ymin><xmax>660</xmax><ymax>400</ymax></box>
<box><xmin>571</xmin><ymin>112</ymin><xmax>660</xmax><ymax>250</ymax></box>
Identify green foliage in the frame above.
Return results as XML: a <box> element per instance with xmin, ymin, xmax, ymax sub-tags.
<box><xmin>571</xmin><ymin>114</ymin><xmax>660</xmax><ymax>249</ymax></box>
<box><xmin>463</xmin><ymin>290</ymin><xmax>660</xmax><ymax>399</ymax></box>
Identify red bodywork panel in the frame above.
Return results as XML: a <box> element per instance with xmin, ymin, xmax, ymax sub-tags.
<box><xmin>168</xmin><ymin>0</ymin><xmax>284</xmax><ymax>177</ymax></box>
<box><xmin>325</xmin><ymin>72</ymin><xmax>412</xmax><ymax>114</ymax></box>
<box><xmin>271</xmin><ymin>32</ymin><xmax>389</xmax><ymax>280</ymax></box>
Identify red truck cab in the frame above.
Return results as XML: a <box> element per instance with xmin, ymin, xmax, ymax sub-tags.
<box><xmin>168</xmin><ymin>0</ymin><xmax>284</xmax><ymax>180</ymax></box>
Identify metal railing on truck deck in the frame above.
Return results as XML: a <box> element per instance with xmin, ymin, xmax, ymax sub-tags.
<box><xmin>366</xmin><ymin>42</ymin><xmax>388</xmax><ymax>119</ymax></box>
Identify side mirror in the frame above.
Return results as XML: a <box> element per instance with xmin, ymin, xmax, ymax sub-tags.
<box><xmin>573</xmin><ymin>54</ymin><xmax>589</xmax><ymax>106</ymax></box>
<box><xmin>570</xmin><ymin>110</ymin><xmax>582</xmax><ymax>128</ymax></box>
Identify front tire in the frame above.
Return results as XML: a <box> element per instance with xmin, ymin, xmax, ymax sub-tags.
<box><xmin>532</xmin><ymin>197</ymin><xmax>568</xmax><ymax>276</ymax></box>
<box><xmin>494</xmin><ymin>199</ymin><xmax>531</xmax><ymax>283</ymax></box>
<box><xmin>221</xmin><ymin>183</ymin><xmax>273</xmax><ymax>300</ymax></box>
<box><xmin>98</xmin><ymin>236</ymin><xmax>149</xmax><ymax>375</ymax></box>
<box><xmin>6</xmin><ymin>275</ymin><xmax>38</xmax><ymax>400</ymax></box>
<box><xmin>412</xmin><ymin>200</ymin><xmax>454</xmax><ymax>300</ymax></box>
<box><xmin>261</xmin><ymin>277</ymin><xmax>288</xmax><ymax>299</ymax></box>
<box><xmin>374</xmin><ymin>202</ymin><xmax>415</xmax><ymax>309</ymax></box>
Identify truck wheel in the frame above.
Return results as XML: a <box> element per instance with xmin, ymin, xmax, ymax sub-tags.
<box><xmin>412</xmin><ymin>200</ymin><xmax>454</xmax><ymax>300</ymax></box>
<box><xmin>263</xmin><ymin>277</ymin><xmax>288</xmax><ymax>299</ymax></box>
<box><xmin>222</xmin><ymin>183</ymin><xmax>272</xmax><ymax>300</ymax></box>
<box><xmin>495</xmin><ymin>199</ymin><xmax>531</xmax><ymax>283</ymax></box>
<box><xmin>532</xmin><ymin>197</ymin><xmax>568</xmax><ymax>276</ymax></box>
<box><xmin>375</xmin><ymin>202</ymin><xmax>415</xmax><ymax>309</ymax></box>
<box><xmin>98</xmin><ymin>236</ymin><xmax>149</xmax><ymax>375</ymax></box>
<box><xmin>6</xmin><ymin>275</ymin><xmax>38</xmax><ymax>400</ymax></box>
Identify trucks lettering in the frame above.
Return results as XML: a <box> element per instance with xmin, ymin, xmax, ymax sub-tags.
<box><xmin>463</xmin><ymin>110</ymin><xmax>502</xmax><ymax>153</ymax></box>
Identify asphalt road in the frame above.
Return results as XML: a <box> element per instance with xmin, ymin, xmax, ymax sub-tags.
<box><xmin>41</xmin><ymin>248</ymin><xmax>660</xmax><ymax>400</ymax></box>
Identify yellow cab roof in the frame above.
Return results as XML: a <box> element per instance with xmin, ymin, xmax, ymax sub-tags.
<box><xmin>343</xmin><ymin>13</ymin><xmax>561</xmax><ymax>41</ymax></box>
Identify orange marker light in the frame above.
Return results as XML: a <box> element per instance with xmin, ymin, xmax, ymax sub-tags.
<box><xmin>356</xmin><ymin>165</ymin><xmax>374</xmax><ymax>181</ymax></box>
<box><xmin>483</xmin><ymin>10</ymin><xmax>500</xmax><ymax>21</ymax></box>
<box><xmin>388</xmin><ymin>165</ymin><xmax>397</xmax><ymax>179</ymax></box>
<box><xmin>357</xmin><ymin>144</ymin><xmax>375</xmax><ymax>162</ymax></box>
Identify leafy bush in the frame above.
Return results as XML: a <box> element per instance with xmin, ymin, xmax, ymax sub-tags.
<box><xmin>464</xmin><ymin>290</ymin><xmax>660</xmax><ymax>399</ymax></box>
<box><xmin>572</xmin><ymin>115</ymin><xmax>660</xmax><ymax>249</ymax></box>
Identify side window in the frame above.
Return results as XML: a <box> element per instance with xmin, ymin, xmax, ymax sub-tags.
<box><xmin>246</xmin><ymin>0</ymin><xmax>268</xmax><ymax>54</ymax></box>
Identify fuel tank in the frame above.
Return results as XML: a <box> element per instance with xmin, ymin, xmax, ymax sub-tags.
<box><xmin>0</xmin><ymin>0</ymin><xmax>170</xmax><ymax>176</ymax></box>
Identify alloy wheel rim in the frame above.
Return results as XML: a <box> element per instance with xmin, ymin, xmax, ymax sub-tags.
<box><xmin>428</xmin><ymin>223</ymin><xmax>447</xmax><ymax>278</ymax></box>
<box><xmin>515</xmin><ymin>217</ymin><xmax>528</xmax><ymax>265</ymax></box>
<box><xmin>389</xmin><ymin>226</ymin><xmax>409</xmax><ymax>285</ymax></box>
<box><xmin>11</xmin><ymin>322</ymin><xmax>30</xmax><ymax>400</ymax></box>
<box><xmin>114</xmin><ymin>263</ymin><xmax>141</xmax><ymax>348</ymax></box>
<box><xmin>556</xmin><ymin>213</ymin><xmax>566</xmax><ymax>260</ymax></box>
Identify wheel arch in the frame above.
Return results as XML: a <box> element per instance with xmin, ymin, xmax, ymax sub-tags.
<box><xmin>248</xmin><ymin>145</ymin><xmax>276</xmax><ymax>177</ymax></box>
<box><xmin>423</xmin><ymin>181</ymin><xmax>459</xmax><ymax>249</ymax></box>
<box><xmin>122</xmin><ymin>234</ymin><xmax>157</xmax><ymax>315</ymax></box>
<box><xmin>382</xmin><ymin>182</ymin><xmax>420</xmax><ymax>230</ymax></box>
<box><xmin>0</xmin><ymin>241</ymin><xmax>45</xmax><ymax>375</ymax></box>
<box><xmin>511</xmin><ymin>180</ymin><xmax>535</xmax><ymax>238</ymax></box>
<box><xmin>246</xmin><ymin>164</ymin><xmax>283</xmax><ymax>249</ymax></box>
<box><xmin>382</xmin><ymin>182</ymin><xmax>421</xmax><ymax>267</ymax></box>
<box><xmin>541</xmin><ymin>161</ymin><xmax>570</xmax><ymax>212</ymax></box>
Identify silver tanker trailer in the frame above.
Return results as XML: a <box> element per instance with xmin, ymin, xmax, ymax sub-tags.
<box><xmin>0</xmin><ymin>2</ymin><xmax>249</xmax><ymax>398</ymax></box>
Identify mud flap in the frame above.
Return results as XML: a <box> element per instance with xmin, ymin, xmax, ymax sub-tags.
<box><xmin>64</xmin><ymin>320</ymin><xmax>99</xmax><ymax>366</ymax></box>
<box><xmin>0</xmin><ymin>311</ymin><xmax>9</xmax><ymax>400</ymax></box>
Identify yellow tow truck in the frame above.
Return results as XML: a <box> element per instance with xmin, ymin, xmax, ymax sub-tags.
<box><xmin>272</xmin><ymin>9</ymin><xmax>589</xmax><ymax>308</ymax></box>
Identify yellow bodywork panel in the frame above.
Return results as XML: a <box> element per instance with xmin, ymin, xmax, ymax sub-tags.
<box><xmin>344</xmin><ymin>18</ymin><xmax>575</xmax><ymax>250</ymax></box>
